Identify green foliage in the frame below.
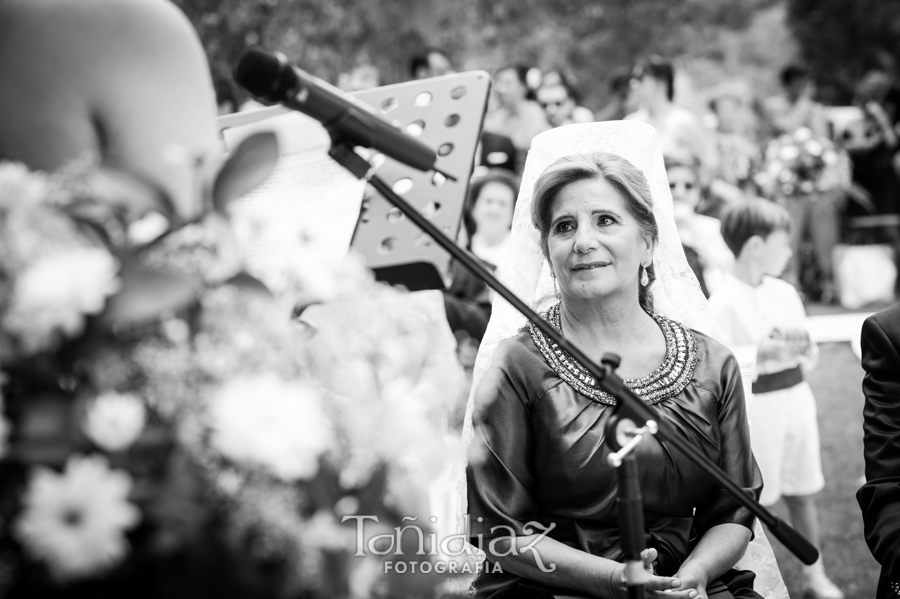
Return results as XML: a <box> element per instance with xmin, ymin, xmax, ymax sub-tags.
<box><xmin>787</xmin><ymin>0</ymin><xmax>900</xmax><ymax>103</ymax></box>
<box><xmin>174</xmin><ymin>0</ymin><xmax>423</xmax><ymax>89</ymax></box>
<box><xmin>176</xmin><ymin>0</ymin><xmax>791</xmax><ymax>108</ymax></box>
<box><xmin>435</xmin><ymin>0</ymin><xmax>789</xmax><ymax>108</ymax></box>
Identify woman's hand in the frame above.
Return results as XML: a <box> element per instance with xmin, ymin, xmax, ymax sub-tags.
<box><xmin>672</xmin><ymin>563</ymin><xmax>710</xmax><ymax>599</ymax></box>
<box><xmin>609</xmin><ymin>549</ymin><xmax>688</xmax><ymax>599</ymax></box>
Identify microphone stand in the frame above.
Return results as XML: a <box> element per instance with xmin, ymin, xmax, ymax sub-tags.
<box><xmin>325</xmin><ymin>135</ymin><xmax>820</xmax><ymax>572</ymax></box>
<box><xmin>603</xmin><ymin>352</ymin><xmax>654</xmax><ymax>599</ymax></box>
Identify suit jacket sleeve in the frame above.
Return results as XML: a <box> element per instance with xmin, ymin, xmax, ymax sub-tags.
<box><xmin>857</xmin><ymin>314</ymin><xmax>900</xmax><ymax>578</ymax></box>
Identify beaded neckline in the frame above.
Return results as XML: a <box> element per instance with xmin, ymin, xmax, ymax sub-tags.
<box><xmin>527</xmin><ymin>303</ymin><xmax>698</xmax><ymax>406</ymax></box>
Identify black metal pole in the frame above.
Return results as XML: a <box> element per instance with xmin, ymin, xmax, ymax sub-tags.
<box><xmin>327</xmin><ymin>138</ymin><xmax>819</xmax><ymax>566</ymax></box>
<box><xmin>617</xmin><ymin>453</ymin><xmax>647</xmax><ymax>599</ymax></box>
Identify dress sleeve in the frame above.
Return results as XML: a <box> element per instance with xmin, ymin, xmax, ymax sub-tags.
<box><xmin>466</xmin><ymin>349</ymin><xmax>542</xmax><ymax>542</ymax></box>
<box><xmin>692</xmin><ymin>351</ymin><xmax>763</xmax><ymax>536</ymax></box>
<box><xmin>856</xmin><ymin>315</ymin><xmax>900</xmax><ymax>578</ymax></box>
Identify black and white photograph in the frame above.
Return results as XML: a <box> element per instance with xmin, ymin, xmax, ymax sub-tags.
<box><xmin>0</xmin><ymin>0</ymin><xmax>898</xmax><ymax>597</ymax></box>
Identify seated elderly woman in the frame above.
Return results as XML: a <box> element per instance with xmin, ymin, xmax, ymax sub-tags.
<box><xmin>466</xmin><ymin>147</ymin><xmax>764</xmax><ymax>599</ymax></box>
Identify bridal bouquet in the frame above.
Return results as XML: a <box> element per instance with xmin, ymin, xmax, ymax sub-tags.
<box><xmin>0</xmin><ymin>145</ymin><xmax>460</xmax><ymax>598</ymax></box>
<box><xmin>758</xmin><ymin>127</ymin><xmax>848</xmax><ymax>198</ymax></box>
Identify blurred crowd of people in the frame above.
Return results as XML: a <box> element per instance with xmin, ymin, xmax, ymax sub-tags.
<box><xmin>213</xmin><ymin>49</ymin><xmax>900</xmax><ymax>324</ymax></box>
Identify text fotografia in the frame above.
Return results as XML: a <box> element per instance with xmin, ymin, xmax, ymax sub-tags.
<box><xmin>384</xmin><ymin>559</ymin><xmax>502</xmax><ymax>575</ymax></box>
<box><xmin>341</xmin><ymin>515</ymin><xmax>558</xmax><ymax>573</ymax></box>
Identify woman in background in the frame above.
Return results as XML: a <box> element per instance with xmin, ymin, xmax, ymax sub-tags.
<box><xmin>463</xmin><ymin>170</ymin><xmax>520</xmax><ymax>269</ymax></box>
<box><xmin>483</xmin><ymin>65</ymin><xmax>550</xmax><ymax>174</ymax></box>
<box><xmin>665</xmin><ymin>155</ymin><xmax>734</xmax><ymax>296</ymax></box>
<box><xmin>445</xmin><ymin>171</ymin><xmax>520</xmax><ymax>343</ymax></box>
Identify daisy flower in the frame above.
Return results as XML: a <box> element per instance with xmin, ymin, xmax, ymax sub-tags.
<box><xmin>14</xmin><ymin>454</ymin><xmax>141</xmax><ymax>581</ymax></box>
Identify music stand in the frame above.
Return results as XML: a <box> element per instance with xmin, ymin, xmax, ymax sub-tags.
<box><xmin>348</xmin><ymin>72</ymin><xmax>491</xmax><ymax>290</ymax></box>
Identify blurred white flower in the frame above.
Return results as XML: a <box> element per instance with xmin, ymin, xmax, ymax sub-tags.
<box><xmin>778</xmin><ymin>145</ymin><xmax>800</xmax><ymax>161</ymax></box>
<box><xmin>83</xmin><ymin>392</ymin><xmax>147</xmax><ymax>452</ymax></box>
<box><xmin>208</xmin><ymin>374</ymin><xmax>333</xmax><ymax>480</ymax></box>
<box><xmin>291</xmin><ymin>251</ymin><xmax>372</xmax><ymax>304</ymax></box>
<box><xmin>0</xmin><ymin>161</ymin><xmax>51</xmax><ymax>208</ymax></box>
<box><xmin>14</xmin><ymin>454</ymin><xmax>140</xmax><ymax>581</ymax></box>
<box><xmin>3</xmin><ymin>248</ymin><xmax>121</xmax><ymax>355</ymax></box>
<box><xmin>793</xmin><ymin>127</ymin><xmax>812</xmax><ymax>142</ymax></box>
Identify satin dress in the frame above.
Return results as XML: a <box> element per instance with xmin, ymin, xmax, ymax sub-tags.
<box><xmin>466</xmin><ymin>305</ymin><xmax>763</xmax><ymax>598</ymax></box>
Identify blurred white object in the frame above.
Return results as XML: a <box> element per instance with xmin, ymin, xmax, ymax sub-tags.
<box><xmin>83</xmin><ymin>392</ymin><xmax>147</xmax><ymax>453</ymax></box>
<box><xmin>823</xmin><ymin>106</ymin><xmax>864</xmax><ymax>143</ymax></box>
<box><xmin>833</xmin><ymin>244</ymin><xmax>897</xmax><ymax>309</ymax></box>
<box><xmin>805</xmin><ymin>311</ymin><xmax>871</xmax><ymax>361</ymax></box>
<box><xmin>731</xmin><ymin>345</ymin><xmax>758</xmax><ymax>416</ymax></box>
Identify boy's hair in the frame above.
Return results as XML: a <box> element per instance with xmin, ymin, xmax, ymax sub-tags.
<box><xmin>780</xmin><ymin>64</ymin><xmax>809</xmax><ymax>88</ymax></box>
<box><xmin>720</xmin><ymin>198</ymin><xmax>792</xmax><ymax>257</ymax></box>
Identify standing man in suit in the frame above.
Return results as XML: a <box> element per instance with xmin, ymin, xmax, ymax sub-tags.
<box><xmin>858</xmin><ymin>301</ymin><xmax>900</xmax><ymax>598</ymax></box>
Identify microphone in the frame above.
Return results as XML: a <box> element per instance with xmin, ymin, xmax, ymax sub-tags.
<box><xmin>233</xmin><ymin>46</ymin><xmax>438</xmax><ymax>173</ymax></box>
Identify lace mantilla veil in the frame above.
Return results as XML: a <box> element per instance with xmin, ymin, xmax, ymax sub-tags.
<box><xmin>455</xmin><ymin>121</ymin><xmax>787</xmax><ymax>598</ymax></box>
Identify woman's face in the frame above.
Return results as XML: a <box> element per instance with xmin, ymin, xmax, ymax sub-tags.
<box><xmin>546</xmin><ymin>178</ymin><xmax>654</xmax><ymax>304</ymax></box>
<box><xmin>666</xmin><ymin>165</ymin><xmax>701</xmax><ymax>213</ymax></box>
<box><xmin>494</xmin><ymin>69</ymin><xmax>526</xmax><ymax>107</ymax></box>
<box><xmin>472</xmin><ymin>181</ymin><xmax>516</xmax><ymax>234</ymax></box>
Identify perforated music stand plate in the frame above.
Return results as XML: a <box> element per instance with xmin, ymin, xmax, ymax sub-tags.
<box><xmin>349</xmin><ymin>71</ymin><xmax>491</xmax><ymax>290</ymax></box>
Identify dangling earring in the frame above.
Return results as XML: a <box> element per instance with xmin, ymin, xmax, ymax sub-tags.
<box><xmin>640</xmin><ymin>265</ymin><xmax>649</xmax><ymax>287</ymax></box>
<box><xmin>552</xmin><ymin>273</ymin><xmax>560</xmax><ymax>300</ymax></box>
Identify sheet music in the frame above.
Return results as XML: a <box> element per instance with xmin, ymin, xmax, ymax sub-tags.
<box><xmin>221</xmin><ymin>111</ymin><xmax>366</xmax><ymax>289</ymax></box>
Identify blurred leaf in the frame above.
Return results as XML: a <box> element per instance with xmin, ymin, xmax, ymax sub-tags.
<box><xmin>224</xmin><ymin>271</ymin><xmax>274</xmax><ymax>298</ymax></box>
<box><xmin>212</xmin><ymin>132</ymin><xmax>279</xmax><ymax>211</ymax></box>
<box><xmin>98</xmin><ymin>257</ymin><xmax>199</xmax><ymax>332</ymax></box>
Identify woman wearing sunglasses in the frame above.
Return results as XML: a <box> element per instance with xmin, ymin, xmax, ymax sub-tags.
<box><xmin>665</xmin><ymin>155</ymin><xmax>734</xmax><ymax>296</ymax></box>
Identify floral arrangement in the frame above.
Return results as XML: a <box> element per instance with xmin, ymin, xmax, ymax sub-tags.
<box><xmin>757</xmin><ymin>127</ymin><xmax>848</xmax><ymax>197</ymax></box>
<box><xmin>0</xmin><ymin>145</ymin><xmax>462</xmax><ymax>598</ymax></box>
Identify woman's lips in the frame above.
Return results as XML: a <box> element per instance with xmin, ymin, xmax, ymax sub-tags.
<box><xmin>570</xmin><ymin>262</ymin><xmax>610</xmax><ymax>271</ymax></box>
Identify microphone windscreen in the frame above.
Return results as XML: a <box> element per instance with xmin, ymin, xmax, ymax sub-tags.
<box><xmin>234</xmin><ymin>46</ymin><xmax>296</xmax><ymax>103</ymax></box>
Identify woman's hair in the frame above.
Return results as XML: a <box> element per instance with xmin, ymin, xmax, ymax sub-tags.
<box><xmin>542</xmin><ymin>67</ymin><xmax>583</xmax><ymax>104</ymax></box>
<box><xmin>531</xmin><ymin>152</ymin><xmax>659</xmax><ymax>314</ymax></box>
<box><xmin>632</xmin><ymin>56</ymin><xmax>675</xmax><ymax>101</ymax></box>
<box><xmin>855</xmin><ymin>70</ymin><xmax>891</xmax><ymax>105</ymax></box>
<box><xmin>719</xmin><ymin>197</ymin><xmax>792</xmax><ymax>257</ymax></box>
<box><xmin>463</xmin><ymin>169</ymin><xmax>521</xmax><ymax>243</ymax></box>
<box><xmin>497</xmin><ymin>64</ymin><xmax>540</xmax><ymax>102</ymax></box>
<box><xmin>663</xmin><ymin>153</ymin><xmax>701</xmax><ymax>177</ymax></box>
<box><xmin>780</xmin><ymin>64</ymin><xmax>809</xmax><ymax>88</ymax></box>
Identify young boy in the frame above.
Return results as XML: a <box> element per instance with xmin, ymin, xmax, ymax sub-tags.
<box><xmin>708</xmin><ymin>198</ymin><xmax>844</xmax><ymax>599</ymax></box>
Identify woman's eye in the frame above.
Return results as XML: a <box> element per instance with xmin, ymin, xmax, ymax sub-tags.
<box><xmin>555</xmin><ymin>221</ymin><xmax>574</xmax><ymax>234</ymax></box>
<box><xmin>597</xmin><ymin>215</ymin><xmax>615</xmax><ymax>226</ymax></box>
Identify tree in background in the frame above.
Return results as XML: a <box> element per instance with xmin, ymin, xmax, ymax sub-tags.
<box><xmin>176</xmin><ymin>0</ymin><xmax>792</xmax><ymax>109</ymax></box>
<box><xmin>174</xmin><ymin>0</ymin><xmax>424</xmax><ymax>98</ymax></box>
<box><xmin>787</xmin><ymin>0</ymin><xmax>900</xmax><ymax>104</ymax></box>
<box><xmin>434</xmin><ymin>0</ymin><xmax>787</xmax><ymax>109</ymax></box>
